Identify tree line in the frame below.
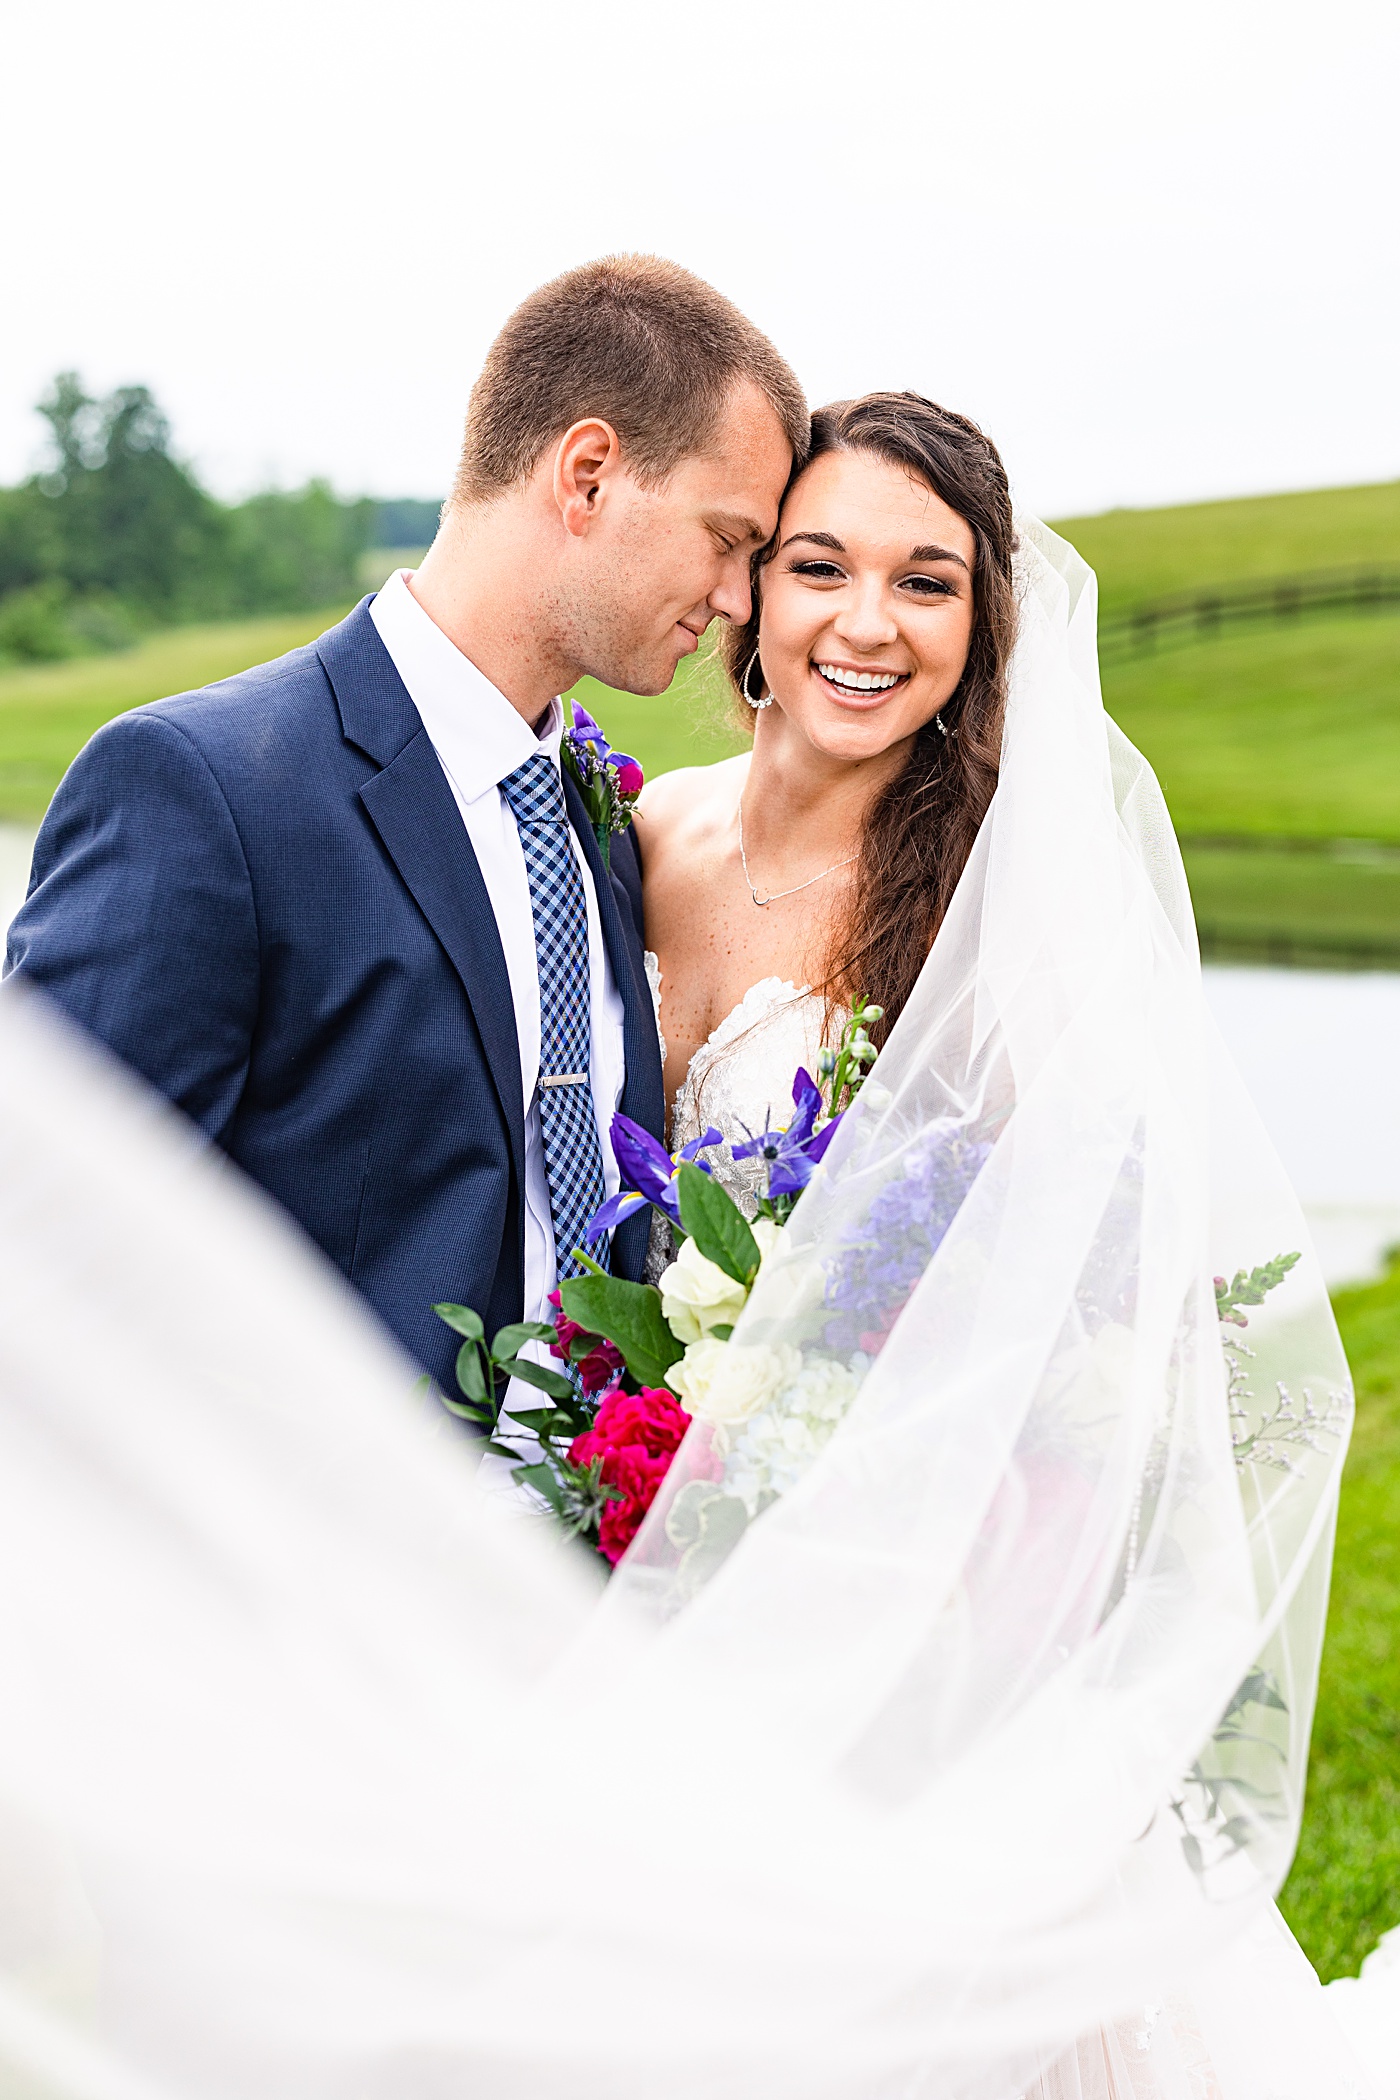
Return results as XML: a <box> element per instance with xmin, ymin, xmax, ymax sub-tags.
<box><xmin>0</xmin><ymin>374</ymin><xmax>441</xmax><ymax>666</ymax></box>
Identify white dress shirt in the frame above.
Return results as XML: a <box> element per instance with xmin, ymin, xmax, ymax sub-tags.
<box><xmin>369</xmin><ymin>570</ymin><xmax>625</xmax><ymax>1328</ymax></box>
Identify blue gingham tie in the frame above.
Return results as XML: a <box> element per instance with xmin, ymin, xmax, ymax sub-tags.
<box><xmin>498</xmin><ymin>754</ymin><xmax>610</xmax><ymax>1281</ymax></box>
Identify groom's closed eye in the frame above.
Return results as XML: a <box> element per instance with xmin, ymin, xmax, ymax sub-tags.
<box><xmin>708</xmin><ymin>510</ymin><xmax>770</xmax><ymax>551</ymax></box>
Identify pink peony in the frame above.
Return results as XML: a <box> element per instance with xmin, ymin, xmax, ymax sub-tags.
<box><xmin>570</xmin><ymin>1384</ymin><xmax>691</xmax><ymax>1564</ymax></box>
<box><xmin>614</xmin><ymin>757</ymin><xmax>644</xmax><ymax>797</ymax></box>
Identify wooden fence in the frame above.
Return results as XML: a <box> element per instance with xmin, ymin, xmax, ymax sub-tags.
<box><xmin>1098</xmin><ymin>565</ymin><xmax>1400</xmax><ymax>662</ymax></box>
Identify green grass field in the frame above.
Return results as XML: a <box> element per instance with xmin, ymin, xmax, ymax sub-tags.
<box><xmin>1102</xmin><ymin>611</ymin><xmax>1400</xmax><ymax>843</ymax></box>
<box><xmin>0</xmin><ymin>609</ymin><xmax>354</xmax><ymax>822</ymax></box>
<box><xmin>1280</xmin><ymin>1250</ymin><xmax>1400</xmax><ymax>1978</ymax></box>
<box><xmin>1057</xmin><ymin>479</ymin><xmax>1400</xmax><ymax>620</ymax></box>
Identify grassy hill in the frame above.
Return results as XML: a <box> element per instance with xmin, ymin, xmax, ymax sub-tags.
<box><xmin>1101</xmin><ymin>608</ymin><xmax>1400</xmax><ymax>964</ymax></box>
<box><xmin>1057</xmin><ymin>479</ymin><xmax>1400</xmax><ymax>619</ymax></box>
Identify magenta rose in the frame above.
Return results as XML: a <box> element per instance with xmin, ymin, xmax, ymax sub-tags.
<box><xmin>547</xmin><ymin>1289</ymin><xmax>625</xmax><ymax>1394</ymax></box>
<box><xmin>614</xmin><ymin>757</ymin><xmax>644</xmax><ymax>797</ymax></box>
<box><xmin>570</xmin><ymin>1384</ymin><xmax>691</xmax><ymax>1565</ymax></box>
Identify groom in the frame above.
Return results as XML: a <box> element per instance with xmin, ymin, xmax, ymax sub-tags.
<box><xmin>6</xmin><ymin>256</ymin><xmax>805</xmax><ymax>1395</ymax></box>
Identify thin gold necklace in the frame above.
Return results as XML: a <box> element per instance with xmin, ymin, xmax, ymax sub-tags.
<box><xmin>737</xmin><ymin>800</ymin><xmax>858</xmax><ymax>908</ymax></box>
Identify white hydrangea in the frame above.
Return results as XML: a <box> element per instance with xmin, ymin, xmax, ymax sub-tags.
<box><xmin>720</xmin><ymin>1355</ymin><xmax>863</xmax><ymax>1514</ymax></box>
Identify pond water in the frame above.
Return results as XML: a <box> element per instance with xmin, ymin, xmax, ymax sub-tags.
<box><xmin>2</xmin><ymin>825</ymin><xmax>1397</xmax><ymax>1287</ymax></box>
<box><xmin>1204</xmin><ymin>964</ymin><xmax>1400</xmax><ymax>1286</ymax></box>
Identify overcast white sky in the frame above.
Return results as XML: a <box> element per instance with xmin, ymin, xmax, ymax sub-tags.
<box><xmin>4</xmin><ymin>0</ymin><xmax>1396</xmax><ymax>520</ymax></box>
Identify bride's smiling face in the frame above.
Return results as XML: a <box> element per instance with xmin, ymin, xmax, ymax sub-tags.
<box><xmin>756</xmin><ymin>447</ymin><xmax>978</xmax><ymax>761</ymax></box>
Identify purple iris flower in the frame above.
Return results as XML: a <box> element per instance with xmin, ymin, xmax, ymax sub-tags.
<box><xmin>731</xmin><ymin>1068</ymin><xmax>843</xmax><ymax>1199</ymax></box>
<box><xmin>566</xmin><ymin>704</ymin><xmax>643</xmax><ymax>797</ymax></box>
<box><xmin>584</xmin><ymin>1113</ymin><xmax>722</xmax><ymax>1237</ymax></box>
<box><xmin>566</xmin><ymin>702</ymin><xmax>611</xmax><ymax>756</ymax></box>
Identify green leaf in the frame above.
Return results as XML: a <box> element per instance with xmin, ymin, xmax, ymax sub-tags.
<box><xmin>709</xmin><ymin>1323</ymin><xmax>735</xmax><ymax>1342</ymax></box>
<box><xmin>485</xmin><ymin>1438</ymin><xmax>524</xmax><ymax>1460</ymax></box>
<box><xmin>568</xmin><ymin>1247</ymin><xmax>609</xmax><ymax>1278</ymax></box>
<box><xmin>434</xmin><ymin>1302</ymin><xmax>484</xmax><ymax>1341</ymax></box>
<box><xmin>663</xmin><ymin>1480</ymin><xmax>751</xmax><ymax>1600</ymax></box>
<box><xmin>559</xmin><ymin>1274</ymin><xmax>683</xmax><ymax>1388</ymax></box>
<box><xmin>491</xmin><ymin>1320</ymin><xmax>557</xmax><ymax>1360</ymax></box>
<box><xmin>455</xmin><ymin>1342</ymin><xmax>488</xmax><ymax>1403</ymax></box>
<box><xmin>504</xmin><ymin>1406</ymin><xmax>577</xmax><ymax>1437</ymax></box>
<box><xmin>501</xmin><ymin>1357</ymin><xmax>575</xmax><ymax>1401</ymax></box>
<box><xmin>676</xmin><ymin>1162</ymin><xmax>761</xmax><ymax>1286</ymax></box>
<box><xmin>440</xmin><ymin>1393</ymin><xmax>492</xmax><ymax>1425</ymax></box>
<box><xmin>512</xmin><ymin>1462</ymin><xmax>566</xmax><ymax>1514</ymax></box>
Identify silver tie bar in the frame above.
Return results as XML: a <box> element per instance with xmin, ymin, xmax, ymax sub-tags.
<box><xmin>538</xmin><ymin>1072</ymin><xmax>588</xmax><ymax>1089</ymax></box>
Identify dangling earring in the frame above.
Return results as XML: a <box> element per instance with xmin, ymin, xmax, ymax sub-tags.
<box><xmin>934</xmin><ymin>711</ymin><xmax>948</xmax><ymax>737</ymax></box>
<box><xmin>741</xmin><ymin>648</ymin><xmax>774</xmax><ymax>711</ymax></box>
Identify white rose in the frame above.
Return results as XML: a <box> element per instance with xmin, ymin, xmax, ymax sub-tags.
<box><xmin>659</xmin><ymin>1235</ymin><xmax>751</xmax><ymax>1344</ymax></box>
<box><xmin>750</xmin><ymin>1217</ymin><xmax>783</xmax><ymax>1264</ymax></box>
<box><xmin>669</xmin><ymin>1338</ymin><xmax>802</xmax><ymax>1426</ymax></box>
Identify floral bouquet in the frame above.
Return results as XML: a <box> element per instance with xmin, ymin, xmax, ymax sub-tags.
<box><xmin>433</xmin><ymin>1002</ymin><xmax>886</xmax><ymax>1564</ymax></box>
<box><xmin>434</xmin><ymin>978</ymin><xmax>1327</xmax><ymax>1594</ymax></box>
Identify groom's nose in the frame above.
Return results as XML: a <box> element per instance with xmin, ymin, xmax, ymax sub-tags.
<box><xmin>706</xmin><ymin>551</ymin><xmax>754</xmax><ymax>628</ymax></box>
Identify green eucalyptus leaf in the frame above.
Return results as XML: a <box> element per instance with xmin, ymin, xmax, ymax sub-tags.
<box><xmin>434</xmin><ymin>1302</ymin><xmax>484</xmax><ymax>1341</ymax></box>
<box><xmin>676</xmin><ymin>1162</ymin><xmax>760</xmax><ymax>1286</ymax></box>
<box><xmin>504</xmin><ymin>1406</ymin><xmax>577</xmax><ymax>1437</ymax></box>
<box><xmin>440</xmin><ymin>1393</ymin><xmax>492</xmax><ymax>1425</ymax></box>
<box><xmin>558</xmin><ymin>1274</ymin><xmax>682</xmax><ymax>1388</ymax></box>
<box><xmin>512</xmin><ymin>1462</ymin><xmax>566</xmax><ymax>1514</ymax></box>
<box><xmin>455</xmin><ymin>1343</ymin><xmax>488</xmax><ymax>1403</ymax></box>
<box><xmin>502</xmin><ymin>1358</ymin><xmax>575</xmax><ymax>1401</ymax></box>
<box><xmin>491</xmin><ymin>1320</ymin><xmax>556</xmax><ymax>1360</ymax></box>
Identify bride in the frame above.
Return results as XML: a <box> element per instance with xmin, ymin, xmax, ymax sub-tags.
<box><xmin>0</xmin><ymin>396</ymin><xmax>1395</xmax><ymax>2099</ymax></box>
<box><xmin>630</xmin><ymin>392</ymin><xmax>1383</xmax><ymax>2094</ymax></box>
<box><xmin>637</xmin><ymin>390</ymin><xmax>1011</xmax><ymax>1182</ymax></box>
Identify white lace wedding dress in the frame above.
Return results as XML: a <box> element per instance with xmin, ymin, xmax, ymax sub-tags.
<box><xmin>668</xmin><ymin>972</ymin><xmax>829</xmax><ymax>1209</ymax></box>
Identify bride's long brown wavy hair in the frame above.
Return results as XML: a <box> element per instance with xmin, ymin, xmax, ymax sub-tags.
<box><xmin>720</xmin><ymin>392</ymin><xmax>1018</xmax><ymax>1048</ymax></box>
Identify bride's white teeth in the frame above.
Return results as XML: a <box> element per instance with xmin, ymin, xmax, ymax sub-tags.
<box><xmin>814</xmin><ymin>663</ymin><xmax>902</xmax><ymax>692</ymax></box>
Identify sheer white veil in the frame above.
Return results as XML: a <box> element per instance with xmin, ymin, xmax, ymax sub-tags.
<box><xmin>0</xmin><ymin>520</ymin><xmax>1351</xmax><ymax>2098</ymax></box>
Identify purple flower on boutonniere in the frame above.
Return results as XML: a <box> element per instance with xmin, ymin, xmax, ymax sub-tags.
<box><xmin>561</xmin><ymin>700</ymin><xmax>645</xmax><ymax>867</ymax></box>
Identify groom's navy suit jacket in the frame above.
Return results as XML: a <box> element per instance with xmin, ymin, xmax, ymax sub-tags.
<box><xmin>5</xmin><ymin>599</ymin><xmax>666</xmax><ymax>1395</ymax></box>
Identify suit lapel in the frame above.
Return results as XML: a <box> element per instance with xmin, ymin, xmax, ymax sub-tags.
<box><xmin>358</xmin><ymin>738</ymin><xmax>526</xmax><ymax>1189</ymax></box>
<box><xmin>318</xmin><ymin>605</ymin><xmax>526</xmax><ymax>1193</ymax></box>
<box><xmin>317</xmin><ymin>604</ymin><xmax>663</xmax><ymax>1284</ymax></box>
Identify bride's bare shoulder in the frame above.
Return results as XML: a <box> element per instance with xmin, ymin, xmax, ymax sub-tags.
<box><xmin>633</xmin><ymin>753</ymin><xmax>747</xmax><ymax>867</ymax></box>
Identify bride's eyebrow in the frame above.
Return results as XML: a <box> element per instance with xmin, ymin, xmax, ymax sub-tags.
<box><xmin>909</xmin><ymin>543</ymin><xmax>970</xmax><ymax>570</ymax></box>
<box><xmin>778</xmin><ymin>530</ymin><xmax>845</xmax><ymax>554</ymax></box>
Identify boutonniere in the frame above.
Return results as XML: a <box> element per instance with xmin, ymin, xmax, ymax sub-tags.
<box><xmin>561</xmin><ymin>700</ymin><xmax>644</xmax><ymax>869</ymax></box>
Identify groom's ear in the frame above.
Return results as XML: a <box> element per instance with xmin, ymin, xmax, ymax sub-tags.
<box><xmin>552</xmin><ymin>418</ymin><xmax>624</xmax><ymax>538</ymax></box>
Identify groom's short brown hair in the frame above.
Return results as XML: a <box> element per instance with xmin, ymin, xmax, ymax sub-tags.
<box><xmin>451</xmin><ymin>254</ymin><xmax>807</xmax><ymax>503</ymax></box>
